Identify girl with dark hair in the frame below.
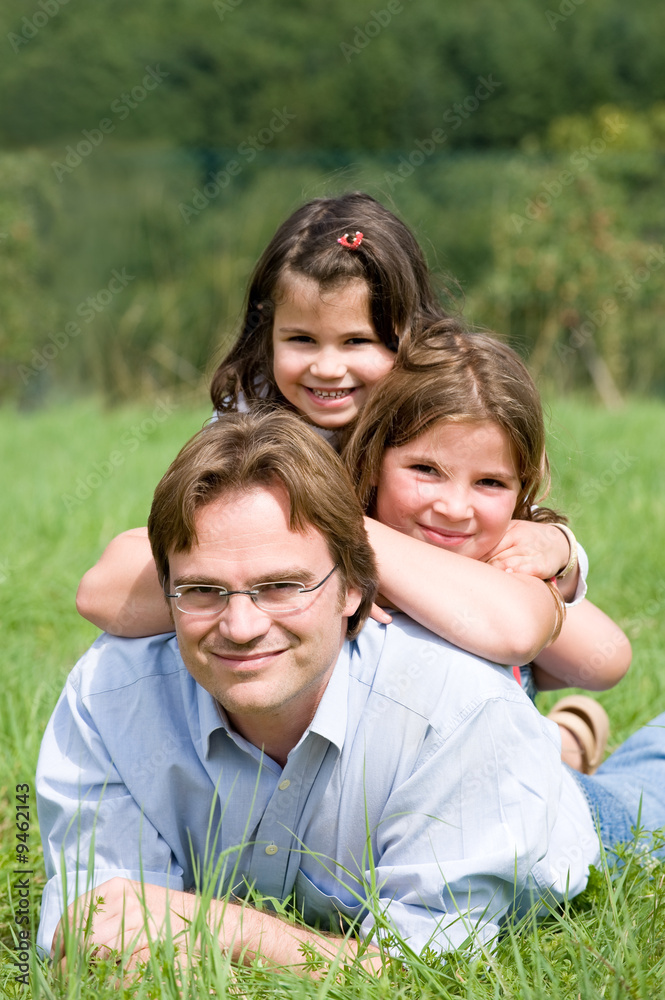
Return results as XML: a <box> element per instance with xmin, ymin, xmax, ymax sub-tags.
<box><xmin>210</xmin><ymin>191</ymin><xmax>449</xmax><ymax>423</ymax></box>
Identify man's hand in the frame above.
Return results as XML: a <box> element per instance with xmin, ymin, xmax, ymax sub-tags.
<box><xmin>52</xmin><ymin>878</ymin><xmax>196</xmax><ymax>969</ymax></box>
<box><xmin>52</xmin><ymin>877</ymin><xmax>382</xmax><ymax>976</ymax></box>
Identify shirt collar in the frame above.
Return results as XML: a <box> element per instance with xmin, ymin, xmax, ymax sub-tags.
<box><xmin>193</xmin><ymin>642</ymin><xmax>351</xmax><ymax>759</ymax></box>
<box><xmin>305</xmin><ymin>641</ymin><xmax>350</xmax><ymax>752</ymax></box>
<box><xmin>196</xmin><ymin>681</ymin><xmax>227</xmax><ymax>759</ymax></box>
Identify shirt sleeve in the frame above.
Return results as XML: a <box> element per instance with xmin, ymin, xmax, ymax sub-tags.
<box><xmin>565</xmin><ymin>540</ymin><xmax>588</xmax><ymax>607</ymax></box>
<box><xmin>360</xmin><ymin>694</ymin><xmax>567</xmax><ymax>957</ymax></box>
<box><xmin>36</xmin><ymin>671</ymin><xmax>184</xmax><ymax>957</ymax></box>
<box><xmin>527</xmin><ymin>506</ymin><xmax>588</xmax><ymax>607</ymax></box>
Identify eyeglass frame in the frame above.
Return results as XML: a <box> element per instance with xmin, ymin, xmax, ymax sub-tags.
<box><xmin>165</xmin><ymin>564</ymin><xmax>339</xmax><ymax>616</ymax></box>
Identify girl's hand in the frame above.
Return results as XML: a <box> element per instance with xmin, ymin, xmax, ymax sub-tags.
<box><xmin>485</xmin><ymin>520</ymin><xmax>570</xmax><ymax>580</ymax></box>
<box><xmin>369</xmin><ymin>603</ymin><xmax>392</xmax><ymax>624</ymax></box>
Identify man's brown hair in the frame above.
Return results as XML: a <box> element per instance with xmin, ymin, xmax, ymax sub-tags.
<box><xmin>148</xmin><ymin>409</ymin><xmax>377</xmax><ymax>638</ymax></box>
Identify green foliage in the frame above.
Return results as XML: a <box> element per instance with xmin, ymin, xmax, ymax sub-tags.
<box><xmin>3</xmin><ymin>0</ymin><xmax>665</xmax><ymax>406</ymax></box>
<box><xmin>547</xmin><ymin>103</ymin><xmax>665</xmax><ymax>153</ymax></box>
<box><xmin>467</xmin><ymin>148</ymin><xmax>665</xmax><ymax>401</ymax></box>
<box><xmin>459</xmin><ymin>102</ymin><xmax>665</xmax><ymax>400</ymax></box>
<box><xmin>2</xmin><ymin>0</ymin><xmax>665</xmax><ymax>153</ymax></box>
<box><xmin>3</xmin><ymin>137</ymin><xmax>665</xmax><ymax>404</ymax></box>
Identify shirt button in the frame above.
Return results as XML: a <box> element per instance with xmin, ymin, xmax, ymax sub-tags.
<box><xmin>265</xmin><ymin>844</ymin><xmax>278</xmax><ymax>856</ymax></box>
<box><xmin>278</xmin><ymin>779</ymin><xmax>291</xmax><ymax>790</ymax></box>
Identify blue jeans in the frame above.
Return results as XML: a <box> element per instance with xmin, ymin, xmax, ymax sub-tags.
<box><xmin>570</xmin><ymin>712</ymin><xmax>665</xmax><ymax>857</ymax></box>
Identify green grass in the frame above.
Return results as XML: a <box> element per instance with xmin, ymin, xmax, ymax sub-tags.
<box><xmin>2</xmin><ymin>395</ymin><xmax>665</xmax><ymax>997</ymax></box>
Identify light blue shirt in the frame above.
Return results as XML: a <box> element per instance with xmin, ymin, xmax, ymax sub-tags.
<box><xmin>36</xmin><ymin>616</ymin><xmax>597</xmax><ymax>957</ymax></box>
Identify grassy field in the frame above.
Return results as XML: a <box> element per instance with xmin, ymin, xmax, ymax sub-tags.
<box><xmin>2</xmin><ymin>395</ymin><xmax>665</xmax><ymax>997</ymax></box>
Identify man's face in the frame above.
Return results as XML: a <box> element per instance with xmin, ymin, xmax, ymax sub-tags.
<box><xmin>168</xmin><ymin>485</ymin><xmax>362</xmax><ymax>744</ymax></box>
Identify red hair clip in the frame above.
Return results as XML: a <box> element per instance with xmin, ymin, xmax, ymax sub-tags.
<box><xmin>337</xmin><ymin>231</ymin><xmax>364</xmax><ymax>250</ymax></box>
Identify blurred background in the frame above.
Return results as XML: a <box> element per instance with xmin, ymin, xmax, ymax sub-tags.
<box><xmin>2</xmin><ymin>0</ymin><xmax>665</xmax><ymax>407</ymax></box>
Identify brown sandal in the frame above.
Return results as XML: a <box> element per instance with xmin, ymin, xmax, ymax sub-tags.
<box><xmin>547</xmin><ymin>695</ymin><xmax>609</xmax><ymax>775</ymax></box>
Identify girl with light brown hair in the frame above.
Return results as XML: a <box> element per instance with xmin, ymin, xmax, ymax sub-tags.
<box><xmin>343</xmin><ymin>321</ymin><xmax>630</xmax><ymax>771</ymax></box>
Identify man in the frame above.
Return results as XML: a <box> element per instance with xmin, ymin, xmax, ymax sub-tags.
<box><xmin>37</xmin><ymin>410</ymin><xmax>665</xmax><ymax>971</ymax></box>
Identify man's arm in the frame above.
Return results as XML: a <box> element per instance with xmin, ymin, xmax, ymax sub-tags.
<box><xmin>36</xmin><ymin>645</ymin><xmax>186</xmax><ymax>956</ymax></box>
<box><xmin>53</xmin><ymin>878</ymin><xmax>382</xmax><ymax>974</ymax></box>
<box><xmin>352</xmin><ymin>680</ymin><xmax>593</xmax><ymax>957</ymax></box>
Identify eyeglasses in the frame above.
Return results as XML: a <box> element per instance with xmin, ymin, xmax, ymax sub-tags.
<box><xmin>166</xmin><ymin>565</ymin><xmax>339</xmax><ymax>616</ymax></box>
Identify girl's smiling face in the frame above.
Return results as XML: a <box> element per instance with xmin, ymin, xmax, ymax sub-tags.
<box><xmin>271</xmin><ymin>272</ymin><xmax>396</xmax><ymax>429</ymax></box>
<box><xmin>375</xmin><ymin>419</ymin><xmax>522</xmax><ymax>562</ymax></box>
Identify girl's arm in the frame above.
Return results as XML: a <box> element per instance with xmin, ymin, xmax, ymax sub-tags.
<box><xmin>531</xmin><ymin>599</ymin><xmax>631</xmax><ymax>691</ymax></box>
<box><xmin>364</xmin><ymin>517</ymin><xmax>561</xmax><ymax>665</ymax></box>
<box><xmin>76</xmin><ymin>528</ymin><xmax>173</xmax><ymax>637</ymax></box>
<box><xmin>480</xmin><ymin>520</ymin><xmax>631</xmax><ymax>690</ymax></box>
